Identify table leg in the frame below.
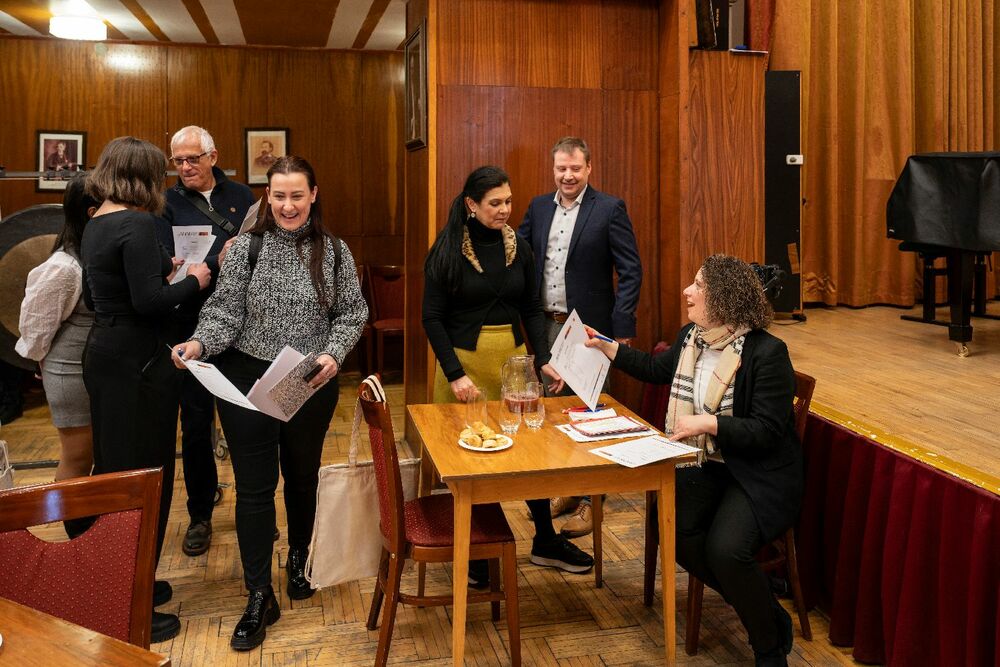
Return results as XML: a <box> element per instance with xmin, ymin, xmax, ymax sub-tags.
<box><xmin>419</xmin><ymin>445</ymin><xmax>435</xmax><ymax>497</ymax></box>
<box><xmin>659</xmin><ymin>468</ymin><xmax>677</xmax><ymax>665</ymax></box>
<box><xmin>451</xmin><ymin>481</ymin><xmax>472</xmax><ymax>666</ymax></box>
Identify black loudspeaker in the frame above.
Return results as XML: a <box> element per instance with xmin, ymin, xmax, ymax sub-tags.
<box><xmin>764</xmin><ymin>70</ymin><xmax>803</xmax><ymax>315</ymax></box>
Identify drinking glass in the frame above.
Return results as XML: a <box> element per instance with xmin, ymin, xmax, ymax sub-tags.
<box><xmin>523</xmin><ymin>381</ymin><xmax>545</xmax><ymax>430</ymax></box>
<box><xmin>465</xmin><ymin>386</ymin><xmax>488</xmax><ymax>429</ymax></box>
<box><xmin>499</xmin><ymin>392</ymin><xmax>522</xmax><ymax>435</ymax></box>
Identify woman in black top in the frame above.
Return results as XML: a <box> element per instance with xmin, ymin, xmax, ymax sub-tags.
<box><xmin>81</xmin><ymin>137</ymin><xmax>211</xmax><ymax>643</ymax></box>
<box><xmin>422</xmin><ymin>166</ymin><xmax>593</xmax><ymax>577</ymax></box>
<box><xmin>584</xmin><ymin>255</ymin><xmax>801</xmax><ymax>667</ymax></box>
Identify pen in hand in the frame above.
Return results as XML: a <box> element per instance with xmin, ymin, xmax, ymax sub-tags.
<box><xmin>591</xmin><ymin>334</ymin><xmax>615</xmax><ymax>343</ymax></box>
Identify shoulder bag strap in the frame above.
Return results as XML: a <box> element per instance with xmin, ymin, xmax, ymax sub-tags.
<box><xmin>174</xmin><ymin>185</ymin><xmax>239</xmax><ymax>237</ymax></box>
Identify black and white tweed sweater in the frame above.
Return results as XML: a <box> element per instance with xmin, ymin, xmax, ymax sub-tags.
<box><xmin>192</xmin><ymin>222</ymin><xmax>368</xmax><ymax>366</ymax></box>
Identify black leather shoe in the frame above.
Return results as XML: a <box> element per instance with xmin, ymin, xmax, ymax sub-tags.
<box><xmin>151</xmin><ymin>610</ymin><xmax>181</xmax><ymax>643</ymax></box>
<box><xmin>182</xmin><ymin>519</ymin><xmax>212</xmax><ymax>556</ymax></box>
<box><xmin>230</xmin><ymin>587</ymin><xmax>280</xmax><ymax>651</ymax></box>
<box><xmin>153</xmin><ymin>579</ymin><xmax>173</xmax><ymax>607</ymax></box>
<box><xmin>775</xmin><ymin>599</ymin><xmax>793</xmax><ymax>655</ymax></box>
<box><xmin>285</xmin><ymin>547</ymin><xmax>315</xmax><ymax>600</ymax></box>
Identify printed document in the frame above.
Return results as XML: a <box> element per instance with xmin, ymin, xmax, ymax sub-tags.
<box><xmin>182</xmin><ymin>346</ymin><xmax>319</xmax><ymax>422</ymax></box>
<box><xmin>556</xmin><ymin>423</ymin><xmax>657</xmax><ymax>443</ymax></box>
<box><xmin>170</xmin><ymin>226</ymin><xmax>215</xmax><ymax>284</ymax></box>
<box><xmin>589</xmin><ymin>435</ymin><xmax>700</xmax><ymax>468</ymax></box>
<box><xmin>548</xmin><ymin>309</ymin><xmax>610</xmax><ymax>410</ymax></box>
<box><xmin>239</xmin><ymin>198</ymin><xmax>262</xmax><ymax>234</ymax></box>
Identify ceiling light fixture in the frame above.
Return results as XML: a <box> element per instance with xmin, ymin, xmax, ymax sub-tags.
<box><xmin>49</xmin><ymin>15</ymin><xmax>107</xmax><ymax>41</ymax></box>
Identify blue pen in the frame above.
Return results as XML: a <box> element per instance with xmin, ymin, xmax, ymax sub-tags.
<box><xmin>592</xmin><ymin>334</ymin><xmax>615</xmax><ymax>343</ymax></box>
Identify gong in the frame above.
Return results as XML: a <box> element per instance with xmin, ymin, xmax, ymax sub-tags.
<box><xmin>0</xmin><ymin>204</ymin><xmax>64</xmax><ymax>370</ymax></box>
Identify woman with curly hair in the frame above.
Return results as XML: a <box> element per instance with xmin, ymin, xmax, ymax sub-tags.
<box><xmin>585</xmin><ymin>254</ymin><xmax>800</xmax><ymax>667</ymax></box>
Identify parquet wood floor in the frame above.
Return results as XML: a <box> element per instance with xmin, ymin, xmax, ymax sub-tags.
<box><xmin>9</xmin><ymin>374</ymin><xmax>857</xmax><ymax>666</ymax></box>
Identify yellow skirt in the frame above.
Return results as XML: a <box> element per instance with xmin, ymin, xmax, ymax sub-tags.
<box><xmin>433</xmin><ymin>325</ymin><xmax>526</xmax><ymax>403</ymax></box>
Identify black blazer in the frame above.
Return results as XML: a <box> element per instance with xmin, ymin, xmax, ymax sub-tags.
<box><xmin>614</xmin><ymin>324</ymin><xmax>803</xmax><ymax>542</ymax></box>
<box><xmin>517</xmin><ymin>187</ymin><xmax>642</xmax><ymax>338</ymax></box>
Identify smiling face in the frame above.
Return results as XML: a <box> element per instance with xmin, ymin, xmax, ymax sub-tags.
<box><xmin>683</xmin><ymin>269</ymin><xmax>720</xmax><ymax>328</ymax></box>
<box><xmin>267</xmin><ymin>172</ymin><xmax>317</xmax><ymax>231</ymax></box>
<box><xmin>467</xmin><ymin>183</ymin><xmax>512</xmax><ymax>231</ymax></box>
<box><xmin>552</xmin><ymin>148</ymin><xmax>591</xmax><ymax>205</ymax></box>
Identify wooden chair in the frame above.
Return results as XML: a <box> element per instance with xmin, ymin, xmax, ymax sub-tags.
<box><xmin>366</xmin><ymin>265</ymin><xmax>404</xmax><ymax>376</ymax></box>
<box><xmin>0</xmin><ymin>468</ymin><xmax>163</xmax><ymax>648</ymax></box>
<box><xmin>591</xmin><ymin>341</ymin><xmax>672</xmax><ymax>589</ymax></box>
<box><xmin>669</xmin><ymin>370</ymin><xmax>816</xmax><ymax>655</ymax></box>
<box><xmin>360</xmin><ymin>375</ymin><xmax>521</xmax><ymax>666</ymax></box>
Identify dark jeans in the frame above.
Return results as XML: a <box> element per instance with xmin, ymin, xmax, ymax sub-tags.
<box><xmin>179</xmin><ymin>366</ymin><xmax>218</xmax><ymax>522</ymax></box>
<box><xmin>83</xmin><ymin>318</ymin><xmax>179</xmax><ymax>564</ymax></box>
<box><xmin>176</xmin><ymin>318</ymin><xmax>218</xmax><ymax>523</ymax></box>
<box><xmin>666</xmin><ymin>462</ymin><xmax>780</xmax><ymax>654</ymax></box>
<box><xmin>216</xmin><ymin>349</ymin><xmax>339</xmax><ymax>590</ymax></box>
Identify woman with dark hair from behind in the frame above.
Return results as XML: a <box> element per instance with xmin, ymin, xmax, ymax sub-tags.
<box><xmin>172</xmin><ymin>156</ymin><xmax>367</xmax><ymax>651</ymax></box>
<box><xmin>584</xmin><ymin>254</ymin><xmax>801</xmax><ymax>667</ymax></box>
<box><xmin>16</xmin><ymin>175</ymin><xmax>99</xmax><ymax>507</ymax></box>
<box><xmin>82</xmin><ymin>136</ymin><xmax>212</xmax><ymax>643</ymax></box>
<box><xmin>422</xmin><ymin>165</ymin><xmax>595</xmax><ymax>582</ymax></box>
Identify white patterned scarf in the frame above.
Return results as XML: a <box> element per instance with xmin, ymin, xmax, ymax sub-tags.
<box><xmin>666</xmin><ymin>324</ymin><xmax>748</xmax><ymax>463</ymax></box>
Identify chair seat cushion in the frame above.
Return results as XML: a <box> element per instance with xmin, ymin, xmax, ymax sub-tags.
<box><xmin>373</xmin><ymin>318</ymin><xmax>404</xmax><ymax>332</ymax></box>
<box><xmin>404</xmin><ymin>494</ymin><xmax>514</xmax><ymax>547</ymax></box>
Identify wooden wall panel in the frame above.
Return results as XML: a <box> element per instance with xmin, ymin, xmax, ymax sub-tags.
<box><xmin>683</xmin><ymin>50</ymin><xmax>766</xmax><ymax>290</ymax></box>
<box><xmin>0</xmin><ymin>37</ymin><xmax>404</xmax><ymax>267</ymax></box>
<box><xmin>0</xmin><ymin>39</ymin><xmax>167</xmax><ymax>211</ymax></box>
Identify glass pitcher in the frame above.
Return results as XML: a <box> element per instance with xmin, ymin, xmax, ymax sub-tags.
<box><xmin>501</xmin><ymin>354</ymin><xmax>541</xmax><ymax>423</ymax></box>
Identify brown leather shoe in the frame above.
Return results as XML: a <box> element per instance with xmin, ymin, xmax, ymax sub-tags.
<box><xmin>560</xmin><ymin>502</ymin><xmax>593</xmax><ymax>538</ymax></box>
<box><xmin>182</xmin><ymin>519</ymin><xmax>212</xmax><ymax>556</ymax></box>
<box><xmin>550</xmin><ymin>496</ymin><xmax>581</xmax><ymax>518</ymax></box>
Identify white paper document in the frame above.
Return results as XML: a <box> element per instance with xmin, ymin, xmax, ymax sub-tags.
<box><xmin>239</xmin><ymin>198</ymin><xmax>262</xmax><ymax>234</ymax></box>
<box><xmin>589</xmin><ymin>435</ymin><xmax>701</xmax><ymax>468</ymax></box>
<box><xmin>182</xmin><ymin>346</ymin><xmax>319</xmax><ymax>422</ymax></box>
<box><xmin>548</xmin><ymin>309</ymin><xmax>610</xmax><ymax>410</ymax></box>
<box><xmin>567</xmin><ymin>408</ymin><xmax>617</xmax><ymax>421</ymax></box>
<box><xmin>170</xmin><ymin>225</ymin><xmax>216</xmax><ymax>284</ymax></box>
<box><xmin>556</xmin><ymin>423</ymin><xmax>657</xmax><ymax>443</ymax></box>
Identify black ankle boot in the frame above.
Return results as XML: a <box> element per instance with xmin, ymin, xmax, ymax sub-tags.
<box><xmin>285</xmin><ymin>547</ymin><xmax>314</xmax><ymax>600</ymax></box>
<box><xmin>230</xmin><ymin>587</ymin><xmax>280</xmax><ymax>651</ymax></box>
<box><xmin>151</xmin><ymin>610</ymin><xmax>180</xmax><ymax>643</ymax></box>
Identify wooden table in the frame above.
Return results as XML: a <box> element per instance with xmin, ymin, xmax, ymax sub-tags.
<box><xmin>407</xmin><ymin>394</ymin><xmax>696</xmax><ymax>666</ymax></box>
<box><xmin>0</xmin><ymin>596</ymin><xmax>170</xmax><ymax>666</ymax></box>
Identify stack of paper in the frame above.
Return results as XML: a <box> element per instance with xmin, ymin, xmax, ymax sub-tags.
<box><xmin>170</xmin><ymin>226</ymin><xmax>216</xmax><ymax>284</ymax></box>
<box><xmin>181</xmin><ymin>346</ymin><xmax>321</xmax><ymax>422</ymax></box>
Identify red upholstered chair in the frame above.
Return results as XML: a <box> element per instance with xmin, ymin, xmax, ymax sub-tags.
<box><xmin>0</xmin><ymin>468</ymin><xmax>162</xmax><ymax>648</ymax></box>
<box><xmin>662</xmin><ymin>370</ymin><xmax>816</xmax><ymax>655</ymax></box>
<box><xmin>360</xmin><ymin>375</ymin><xmax>520</xmax><ymax>666</ymax></box>
<box><xmin>590</xmin><ymin>341</ymin><xmax>671</xmax><ymax>589</ymax></box>
<box><xmin>366</xmin><ymin>265</ymin><xmax>404</xmax><ymax>376</ymax></box>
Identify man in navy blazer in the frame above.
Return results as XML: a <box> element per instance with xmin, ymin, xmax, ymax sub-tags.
<box><xmin>517</xmin><ymin>136</ymin><xmax>643</xmax><ymax>537</ymax></box>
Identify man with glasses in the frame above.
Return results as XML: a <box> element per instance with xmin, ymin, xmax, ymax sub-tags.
<box><xmin>157</xmin><ymin>126</ymin><xmax>255</xmax><ymax>559</ymax></box>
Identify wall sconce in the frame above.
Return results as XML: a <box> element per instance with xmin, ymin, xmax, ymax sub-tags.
<box><xmin>49</xmin><ymin>15</ymin><xmax>107</xmax><ymax>41</ymax></box>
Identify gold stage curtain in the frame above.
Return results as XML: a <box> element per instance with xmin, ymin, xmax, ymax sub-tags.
<box><xmin>797</xmin><ymin>0</ymin><xmax>1000</xmax><ymax>305</ymax></box>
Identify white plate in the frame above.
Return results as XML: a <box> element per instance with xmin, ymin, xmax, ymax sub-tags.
<box><xmin>458</xmin><ymin>433</ymin><xmax>513</xmax><ymax>452</ymax></box>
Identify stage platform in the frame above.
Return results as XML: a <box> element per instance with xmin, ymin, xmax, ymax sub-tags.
<box><xmin>771</xmin><ymin>303</ymin><xmax>1000</xmax><ymax>491</ymax></box>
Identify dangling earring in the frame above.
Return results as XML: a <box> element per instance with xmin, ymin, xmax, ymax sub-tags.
<box><xmin>468</xmin><ymin>210</ymin><xmax>476</xmax><ymax>220</ymax></box>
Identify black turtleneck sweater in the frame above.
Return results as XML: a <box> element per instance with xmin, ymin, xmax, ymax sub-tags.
<box><xmin>422</xmin><ymin>221</ymin><xmax>550</xmax><ymax>382</ymax></box>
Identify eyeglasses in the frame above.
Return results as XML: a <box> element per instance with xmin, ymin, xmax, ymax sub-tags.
<box><xmin>169</xmin><ymin>151</ymin><xmax>208</xmax><ymax>167</ymax></box>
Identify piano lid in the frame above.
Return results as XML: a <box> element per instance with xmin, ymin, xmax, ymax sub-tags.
<box><xmin>886</xmin><ymin>152</ymin><xmax>1000</xmax><ymax>253</ymax></box>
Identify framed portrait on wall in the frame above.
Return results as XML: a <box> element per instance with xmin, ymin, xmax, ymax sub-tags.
<box><xmin>404</xmin><ymin>20</ymin><xmax>427</xmax><ymax>150</ymax></box>
<box><xmin>36</xmin><ymin>130</ymin><xmax>86</xmax><ymax>191</ymax></box>
<box><xmin>245</xmin><ymin>128</ymin><xmax>289</xmax><ymax>185</ymax></box>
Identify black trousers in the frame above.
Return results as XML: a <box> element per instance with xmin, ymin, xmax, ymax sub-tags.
<box><xmin>216</xmin><ymin>349</ymin><xmax>339</xmax><ymax>590</ymax></box>
<box><xmin>668</xmin><ymin>462</ymin><xmax>781</xmax><ymax>654</ymax></box>
<box><xmin>82</xmin><ymin>318</ymin><xmax>179</xmax><ymax>564</ymax></box>
<box><xmin>175</xmin><ymin>318</ymin><xmax>218</xmax><ymax>523</ymax></box>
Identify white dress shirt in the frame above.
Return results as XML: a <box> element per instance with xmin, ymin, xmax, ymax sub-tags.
<box><xmin>15</xmin><ymin>250</ymin><xmax>83</xmax><ymax>361</ymax></box>
<box><xmin>693</xmin><ymin>347</ymin><xmax>725</xmax><ymax>462</ymax></box>
<box><xmin>542</xmin><ymin>186</ymin><xmax>588</xmax><ymax>313</ymax></box>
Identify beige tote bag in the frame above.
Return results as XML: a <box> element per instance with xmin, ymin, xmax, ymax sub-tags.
<box><xmin>304</xmin><ymin>375</ymin><xmax>418</xmax><ymax>588</ymax></box>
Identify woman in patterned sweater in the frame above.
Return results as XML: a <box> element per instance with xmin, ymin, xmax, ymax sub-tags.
<box><xmin>172</xmin><ymin>156</ymin><xmax>367</xmax><ymax>651</ymax></box>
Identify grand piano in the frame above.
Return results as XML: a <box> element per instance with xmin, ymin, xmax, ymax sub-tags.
<box><xmin>887</xmin><ymin>152</ymin><xmax>1000</xmax><ymax>355</ymax></box>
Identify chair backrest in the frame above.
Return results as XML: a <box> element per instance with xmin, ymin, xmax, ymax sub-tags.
<box><xmin>0</xmin><ymin>468</ymin><xmax>162</xmax><ymax>648</ymax></box>
<box><xmin>792</xmin><ymin>370</ymin><xmax>816</xmax><ymax>442</ymax></box>
<box><xmin>358</xmin><ymin>375</ymin><xmax>407</xmax><ymax>553</ymax></box>
<box><xmin>638</xmin><ymin>341</ymin><xmax>672</xmax><ymax>429</ymax></box>
<box><xmin>367</xmin><ymin>265</ymin><xmax>404</xmax><ymax>322</ymax></box>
